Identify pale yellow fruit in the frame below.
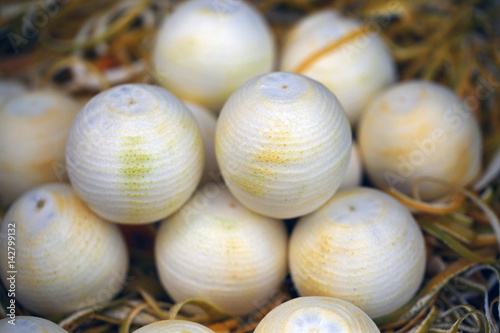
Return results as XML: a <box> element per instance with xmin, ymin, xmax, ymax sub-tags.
<box><xmin>0</xmin><ymin>80</ymin><xmax>27</xmax><ymax>106</ymax></box>
<box><xmin>280</xmin><ymin>9</ymin><xmax>396</xmax><ymax>125</ymax></box>
<box><xmin>216</xmin><ymin>72</ymin><xmax>351</xmax><ymax>219</ymax></box>
<box><xmin>153</xmin><ymin>0</ymin><xmax>276</xmax><ymax>111</ymax></box>
<box><xmin>155</xmin><ymin>185</ymin><xmax>288</xmax><ymax>316</ymax></box>
<box><xmin>184</xmin><ymin>101</ymin><xmax>219</xmax><ymax>186</ymax></box>
<box><xmin>0</xmin><ymin>183</ymin><xmax>128</xmax><ymax>316</ymax></box>
<box><xmin>0</xmin><ymin>316</ymin><xmax>67</xmax><ymax>333</ymax></box>
<box><xmin>358</xmin><ymin>80</ymin><xmax>482</xmax><ymax>200</ymax></box>
<box><xmin>135</xmin><ymin>320</ymin><xmax>215</xmax><ymax>333</ymax></box>
<box><xmin>66</xmin><ymin>84</ymin><xmax>204</xmax><ymax>224</ymax></box>
<box><xmin>289</xmin><ymin>187</ymin><xmax>425</xmax><ymax>318</ymax></box>
<box><xmin>0</xmin><ymin>90</ymin><xmax>80</xmax><ymax>206</ymax></box>
<box><xmin>255</xmin><ymin>297</ymin><xmax>380</xmax><ymax>332</ymax></box>
<box><xmin>339</xmin><ymin>141</ymin><xmax>363</xmax><ymax>191</ymax></box>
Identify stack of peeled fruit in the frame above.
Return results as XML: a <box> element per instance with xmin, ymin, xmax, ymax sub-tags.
<box><xmin>0</xmin><ymin>0</ymin><xmax>484</xmax><ymax>330</ymax></box>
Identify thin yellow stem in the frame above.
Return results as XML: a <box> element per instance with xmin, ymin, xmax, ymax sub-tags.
<box><xmin>293</xmin><ymin>25</ymin><xmax>373</xmax><ymax>73</ymax></box>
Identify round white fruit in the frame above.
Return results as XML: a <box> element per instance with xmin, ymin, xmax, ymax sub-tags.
<box><xmin>0</xmin><ymin>183</ymin><xmax>128</xmax><ymax>316</ymax></box>
<box><xmin>358</xmin><ymin>80</ymin><xmax>482</xmax><ymax>199</ymax></box>
<box><xmin>66</xmin><ymin>84</ymin><xmax>204</xmax><ymax>224</ymax></box>
<box><xmin>156</xmin><ymin>185</ymin><xmax>288</xmax><ymax>316</ymax></box>
<box><xmin>281</xmin><ymin>9</ymin><xmax>396</xmax><ymax>125</ymax></box>
<box><xmin>153</xmin><ymin>0</ymin><xmax>276</xmax><ymax>111</ymax></box>
<box><xmin>289</xmin><ymin>187</ymin><xmax>426</xmax><ymax>318</ymax></box>
<box><xmin>0</xmin><ymin>89</ymin><xmax>80</xmax><ymax>206</ymax></box>
<box><xmin>216</xmin><ymin>71</ymin><xmax>351</xmax><ymax>218</ymax></box>
<box><xmin>255</xmin><ymin>297</ymin><xmax>380</xmax><ymax>333</ymax></box>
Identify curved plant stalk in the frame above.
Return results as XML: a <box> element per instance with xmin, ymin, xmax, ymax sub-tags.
<box><xmin>419</xmin><ymin>219</ymin><xmax>497</xmax><ymax>264</ymax></box>
<box><xmin>431</xmin><ymin>216</ymin><xmax>476</xmax><ymax>243</ymax></box>
<box><xmin>473</xmin><ymin>148</ymin><xmax>500</xmax><ymax>192</ymax></box>
<box><xmin>413</xmin><ymin>306</ymin><xmax>440</xmax><ymax>333</ymax></box>
<box><xmin>411</xmin><ymin>178</ymin><xmax>452</xmax><ymax>202</ymax></box>
<box><xmin>168</xmin><ymin>298</ymin><xmax>233</xmax><ymax>323</ymax></box>
<box><xmin>462</xmin><ymin>265</ymin><xmax>500</xmax><ymax>331</ymax></box>
<box><xmin>480</xmin><ymin>186</ymin><xmax>494</xmax><ymax>203</ymax></box>
<box><xmin>392</xmin><ymin>306</ymin><xmax>434</xmax><ymax>333</ymax></box>
<box><xmin>102</xmin><ymin>300</ymin><xmax>172</xmax><ymax>326</ymax></box>
<box><xmin>43</xmin><ymin>0</ymin><xmax>152</xmax><ymax>52</ymax></box>
<box><xmin>88</xmin><ymin>314</ymin><xmax>123</xmax><ymax>326</ymax></box>
<box><xmin>106</xmin><ymin>27</ymin><xmax>156</xmax><ymax>66</ymax></box>
<box><xmin>449</xmin><ymin>212</ymin><xmax>474</xmax><ymax>228</ymax></box>
<box><xmin>119</xmin><ymin>302</ymin><xmax>149</xmax><ymax>333</ymax></box>
<box><xmin>360</xmin><ymin>0</ymin><xmax>410</xmax><ymax>19</ymax></box>
<box><xmin>387</xmin><ymin>187</ymin><xmax>465</xmax><ymax>214</ymax></box>
<box><xmin>459</xmin><ymin>188</ymin><xmax>500</xmax><ymax>253</ymax></box>
<box><xmin>401</xmin><ymin>177</ymin><xmax>500</xmax><ymax>253</ymax></box>
<box><xmin>137</xmin><ymin>288</ymin><xmax>170</xmax><ymax>320</ymax></box>
<box><xmin>292</xmin><ymin>25</ymin><xmax>373</xmax><ymax>73</ymax></box>
<box><xmin>471</xmin><ymin>233</ymin><xmax>499</xmax><ymax>248</ymax></box>
<box><xmin>59</xmin><ymin>294</ymin><xmax>135</xmax><ymax>332</ymax></box>
<box><xmin>489</xmin><ymin>297</ymin><xmax>499</xmax><ymax>330</ymax></box>
<box><xmin>421</xmin><ymin>38</ymin><xmax>456</xmax><ymax>81</ymax></box>
<box><xmin>384</xmin><ymin>36</ymin><xmax>434</xmax><ymax>61</ymax></box>
<box><xmin>440</xmin><ymin>306</ymin><xmax>490</xmax><ymax>333</ymax></box>
<box><xmin>379</xmin><ymin>263</ymin><xmax>500</xmax><ymax>332</ymax></box>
